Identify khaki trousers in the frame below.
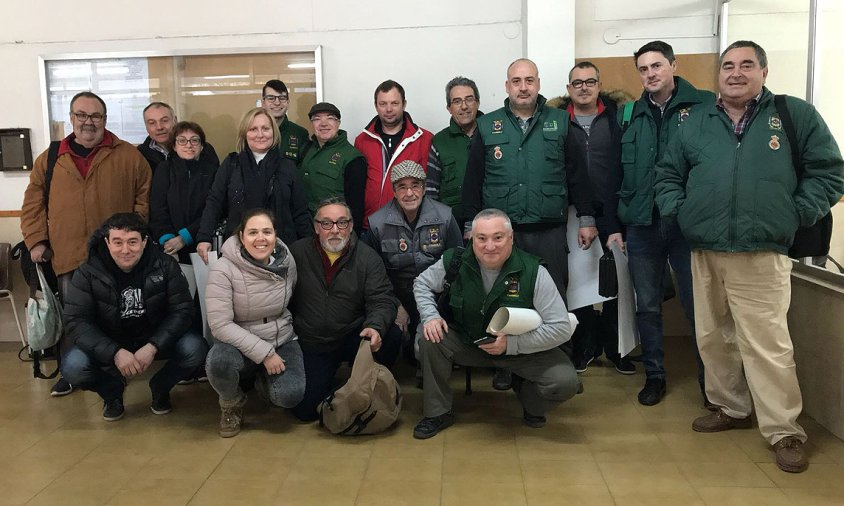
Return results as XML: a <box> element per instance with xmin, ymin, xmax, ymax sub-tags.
<box><xmin>692</xmin><ymin>250</ymin><xmax>806</xmax><ymax>445</ymax></box>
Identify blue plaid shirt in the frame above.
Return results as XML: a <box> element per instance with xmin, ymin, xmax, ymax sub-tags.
<box><xmin>716</xmin><ymin>91</ymin><xmax>763</xmax><ymax>137</ymax></box>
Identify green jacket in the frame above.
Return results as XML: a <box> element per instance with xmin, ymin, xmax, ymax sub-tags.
<box><xmin>431</xmin><ymin>119</ymin><xmax>473</xmax><ymax>219</ymax></box>
<box><xmin>617</xmin><ymin>77</ymin><xmax>715</xmax><ymax>225</ymax></box>
<box><xmin>299</xmin><ymin>130</ymin><xmax>364</xmax><ymax>214</ymax></box>
<box><xmin>473</xmin><ymin>95</ymin><xmax>571</xmax><ymax>224</ymax></box>
<box><xmin>278</xmin><ymin>117</ymin><xmax>310</xmax><ymax>163</ymax></box>
<box><xmin>445</xmin><ymin>245</ymin><xmax>540</xmax><ymax>345</ymax></box>
<box><xmin>655</xmin><ymin>88</ymin><xmax>844</xmax><ymax>254</ymax></box>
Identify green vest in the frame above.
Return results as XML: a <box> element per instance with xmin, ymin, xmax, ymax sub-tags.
<box><xmin>432</xmin><ymin>118</ymin><xmax>474</xmax><ymax>218</ymax></box>
<box><xmin>278</xmin><ymin>118</ymin><xmax>310</xmax><ymax>163</ymax></box>
<box><xmin>617</xmin><ymin>77</ymin><xmax>715</xmax><ymax>225</ymax></box>
<box><xmin>444</xmin><ymin>245</ymin><xmax>539</xmax><ymax>345</ymax></box>
<box><xmin>299</xmin><ymin>130</ymin><xmax>364</xmax><ymax>214</ymax></box>
<box><xmin>476</xmin><ymin>95</ymin><xmax>569</xmax><ymax>225</ymax></box>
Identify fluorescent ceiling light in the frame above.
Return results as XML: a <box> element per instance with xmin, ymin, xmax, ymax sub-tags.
<box><xmin>203</xmin><ymin>74</ymin><xmax>249</xmax><ymax>79</ymax></box>
<box><xmin>287</xmin><ymin>63</ymin><xmax>315</xmax><ymax>69</ymax></box>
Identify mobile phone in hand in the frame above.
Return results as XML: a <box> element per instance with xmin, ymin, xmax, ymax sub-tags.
<box><xmin>473</xmin><ymin>336</ymin><xmax>496</xmax><ymax>346</ymax></box>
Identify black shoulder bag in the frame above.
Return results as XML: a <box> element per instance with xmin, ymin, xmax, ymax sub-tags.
<box><xmin>436</xmin><ymin>247</ymin><xmax>465</xmax><ymax>322</ymax></box>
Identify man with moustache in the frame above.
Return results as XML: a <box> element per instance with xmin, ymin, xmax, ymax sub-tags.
<box><xmin>261</xmin><ymin>79</ymin><xmax>310</xmax><ymax>163</ymax></box>
<box><xmin>21</xmin><ymin>91</ymin><xmax>152</xmax><ymax>397</ymax></box>
<box><xmin>366</xmin><ymin>161</ymin><xmax>462</xmax><ymax>365</ymax></box>
<box><xmin>656</xmin><ymin>40</ymin><xmax>844</xmax><ymax>473</ymax></box>
<box><xmin>618</xmin><ymin>40</ymin><xmax>714</xmax><ymax>406</ymax></box>
<box><xmin>298</xmin><ymin>102</ymin><xmax>367</xmax><ymax>233</ymax></box>
<box><xmin>355</xmin><ymin>80</ymin><xmax>433</xmax><ymax>227</ymax></box>
<box><xmin>137</xmin><ymin>102</ymin><xmax>219</xmax><ymax>174</ymax></box>
<box><xmin>288</xmin><ymin>197</ymin><xmax>402</xmax><ymax>422</ymax></box>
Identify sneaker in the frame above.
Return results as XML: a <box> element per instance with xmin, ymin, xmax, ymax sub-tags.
<box><xmin>522</xmin><ymin>409</ymin><xmax>546</xmax><ymax>428</ymax></box>
<box><xmin>150</xmin><ymin>394</ymin><xmax>173</xmax><ymax>415</ymax></box>
<box><xmin>574</xmin><ymin>355</ymin><xmax>594</xmax><ymax>374</ymax></box>
<box><xmin>773</xmin><ymin>436</ymin><xmax>808</xmax><ymax>473</ymax></box>
<box><xmin>692</xmin><ymin>409</ymin><xmax>752</xmax><ymax>433</ymax></box>
<box><xmin>50</xmin><ymin>378</ymin><xmax>74</xmax><ymax>397</ymax></box>
<box><xmin>611</xmin><ymin>356</ymin><xmax>636</xmax><ymax>375</ymax></box>
<box><xmin>413</xmin><ymin>410</ymin><xmax>454</xmax><ymax>439</ymax></box>
<box><xmin>637</xmin><ymin>378</ymin><xmax>666</xmax><ymax>406</ymax></box>
<box><xmin>492</xmin><ymin>368</ymin><xmax>512</xmax><ymax>391</ymax></box>
<box><xmin>196</xmin><ymin>370</ymin><xmax>209</xmax><ymax>383</ymax></box>
<box><xmin>219</xmin><ymin>404</ymin><xmax>244</xmax><ymax>438</ymax></box>
<box><xmin>176</xmin><ymin>378</ymin><xmax>196</xmax><ymax>386</ymax></box>
<box><xmin>103</xmin><ymin>398</ymin><xmax>125</xmax><ymax>421</ymax></box>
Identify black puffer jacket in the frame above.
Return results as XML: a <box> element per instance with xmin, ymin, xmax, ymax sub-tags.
<box><xmin>63</xmin><ymin>229</ymin><xmax>193</xmax><ymax>364</ymax></box>
<box><xmin>196</xmin><ymin>149</ymin><xmax>311</xmax><ymax>247</ymax></box>
<box><xmin>288</xmin><ymin>234</ymin><xmax>397</xmax><ymax>354</ymax></box>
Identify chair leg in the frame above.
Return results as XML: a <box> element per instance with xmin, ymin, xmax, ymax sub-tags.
<box><xmin>464</xmin><ymin>366</ymin><xmax>472</xmax><ymax>396</ymax></box>
<box><xmin>1</xmin><ymin>291</ymin><xmax>26</xmax><ymax>347</ymax></box>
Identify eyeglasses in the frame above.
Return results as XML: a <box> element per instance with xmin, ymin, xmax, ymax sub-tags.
<box><xmin>263</xmin><ymin>95</ymin><xmax>289</xmax><ymax>104</ymax></box>
<box><xmin>395</xmin><ymin>182</ymin><xmax>424</xmax><ymax>193</ymax></box>
<box><xmin>310</xmin><ymin>115</ymin><xmax>339</xmax><ymax>123</ymax></box>
<box><xmin>72</xmin><ymin>112</ymin><xmax>105</xmax><ymax>123</ymax></box>
<box><xmin>175</xmin><ymin>136</ymin><xmax>202</xmax><ymax>146</ymax></box>
<box><xmin>315</xmin><ymin>218</ymin><xmax>351</xmax><ymax>230</ymax></box>
<box><xmin>569</xmin><ymin>78</ymin><xmax>598</xmax><ymax>89</ymax></box>
<box><xmin>449</xmin><ymin>96</ymin><xmax>477</xmax><ymax>107</ymax></box>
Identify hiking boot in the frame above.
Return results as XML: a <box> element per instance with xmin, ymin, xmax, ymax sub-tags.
<box><xmin>51</xmin><ymin>377</ymin><xmax>74</xmax><ymax>397</ymax></box>
<box><xmin>220</xmin><ymin>395</ymin><xmax>246</xmax><ymax>437</ymax></box>
<box><xmin>611</xmin><ymin>356</ymin><xmax>636</xmax><ymax>375</ymax></box>
<box><xmin>773</xmin><ymin>436</ymin><xmax>808</xmax><ymax>473</ymax></box>
<box><xmin>522</xmin><ymin>409</ymin><xmax>546</xmax><ymax>428</ymax></box>
<box><xmin>492</xmin><ymin>368</ymin><xmax>512</xmax><ymax>391</ymax></box>
<box><xmin>103</xmin><ymin>398</ymin><xmax>125</xmax><ymax>421</ymax></box>
<box><xmin>692</xmin><ymin>410</ymin><xmax>752</xmax><ymax>433</ymax></box>
<box><xmin>413</xmin><ymin>410</ymin><xmax>454</xmax><ymax>439</ymax></box>
<box><xmin>638</xmin><ymin>378</ymin><xmax>666</xmax><ymax>406</ymax></box>
<box><xmin>150</xmin><ymin>393</ymin><xmax>173</xmax><ymax>415</ymax></box>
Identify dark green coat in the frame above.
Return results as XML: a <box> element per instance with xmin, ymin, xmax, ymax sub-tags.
<box><xmin>617</xmin><ymin>77</ymin><xmax>715</xmax><ymax>225</ymax></box>
<box><xmin>655</xmin><ymin>88</ymin><xmax>844</xmax><ymax>254</ymax></box>
<box><xmin>445</xmin><ymin>245</ymin><xmax>540</xmax><ymax>345</ymax></box>
<box><xmin>432</xmin><ymin>118</ymin><xmax>473</xmax><ymax>218</ymax></box>
<box><xmin>474</xmin><ymin>95</ymin><xmax>570</xmax><ymax>224</ymax></box>
<box><xmin>299</xmin><ymin>130</ymin><xmax>364</xmax><ymax>214</ymax></box>
<box><xmin>278</xmin><ymin>117</ymin><xmax>310</xmax><ymax>163</ymax></box>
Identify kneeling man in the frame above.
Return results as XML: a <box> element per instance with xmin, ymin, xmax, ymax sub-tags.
<box><xmin>413</xmin><ymin>208</ymin><xmax>579</xmax><ymax>438</ymax></box>
<box><xmin>62</xmin><ymin>213</ymin><xmax>208</xmax><ymax>421</ymax></box>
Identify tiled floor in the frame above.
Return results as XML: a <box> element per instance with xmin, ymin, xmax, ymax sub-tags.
<box><xmin>1</xmin><ymin>337</ymin><xmax>843</xmax><ymax>505</ymax></box>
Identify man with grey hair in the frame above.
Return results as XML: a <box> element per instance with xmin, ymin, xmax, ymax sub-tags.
<box><xmin>427</xmin><ymin>76</ymin><xmax>482</xmax><ymax>228</ymax></box>
<box><xmin>656</xmin><ymin>40</ymin><xmax>844</xmax><ymax>473</ymax></box>
<box><xmin>138</xmin><ymin>102</ymin><xmax>219</xmax><ymax>174</ymax></box>
<box><xmin>411</xmin><ymin>208</ymin><xmax>579</xmax><ymax>439</ymax></box>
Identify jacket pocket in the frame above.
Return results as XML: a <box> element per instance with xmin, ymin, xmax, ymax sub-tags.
<box><xmin>621</xmin><ymin>132</ymin><xmax>637</xmax><ymax>165</ymax></box>
<box><xmin>753</xmin><ymin>180</ymin><xmax>799</xmax><ymax>245</ymax></box>
<box><xmin>539</xmin><ymin>183</ymin><xmax>566</xmax><ymax>219</ymax></box>
<box><xmin>483</xmin><ymin>185</ymin><xmax>511</xmax><ymax>212</ymax></box>
<box><xmin>544</xmin><ymin>130</ymin><xmax>562</xmax><ymax>161</ymax></box>
<box><xmin>677</xmin><ymin>183</ymin><xmax>717</xmax><ymax>243</ymax></box>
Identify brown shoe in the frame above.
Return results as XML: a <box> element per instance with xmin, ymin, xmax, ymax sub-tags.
<box><xmin>219</xmin><ymin>395</ymin><xmax>246</xmax><ymax>438</ymax></box>
<box><xmin>692</xmin><ymin>410</ymin><xmax>752</xmax><ymax>432</ymax></box>
<box><xmin>774</xmin><ymin>436</ymin><xmax>808</xmax><ymax>473</ymax></box>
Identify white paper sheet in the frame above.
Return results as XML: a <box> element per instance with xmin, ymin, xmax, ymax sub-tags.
<box><xmin>486</xmin><ymin>307</ymin><xmax>543</xmax><ymax>334</ymax></box>
<box><xmin>611</xmin><ymin>242</ymin><xmax>640</xmax><ymax>357</ymax></box>
<box><xmin>565</xmin><ymin>206</ymin><xmax>613</xmax><ymax>310</ymax></box>
<box><xmin>190</xmin><ymin>251</ymin><xmax>218</xmax><ymax>341</ymax></box>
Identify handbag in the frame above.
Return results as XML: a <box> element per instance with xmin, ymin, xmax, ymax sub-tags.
<box><xmin>26</xmin><ymin>264</ymin><xmax>63</xmax><ymax>352</ymax></box>
<box><xmin>598</xmin><ymin>251</ymin><xmax>618</xmax><ymax>298</ymax></box>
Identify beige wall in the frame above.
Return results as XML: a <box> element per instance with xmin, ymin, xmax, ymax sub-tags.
<box><xmin>0</xmin><ymin>218</ymin><xmax>28</xmax><ymax>345</ymax></box>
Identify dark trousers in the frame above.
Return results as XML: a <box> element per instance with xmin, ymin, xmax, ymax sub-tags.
<box><xmin>571</xmin><ymin>299</ymin><xmax>622</xmax><ymax>362</ymax></box>
<box><xmin>513</xmin><ymin>224</ymin><xmax>569</xmax><ymax>303</ymax></box>
<box><xmin>292</xmin><ymin>324</ymin><xmax>402</xmax><ymax>422</ymax></box>
<box><xmin>61</xmin><ymin>331</ymin><xmax>208</xmax><ymax>402</ymax></box>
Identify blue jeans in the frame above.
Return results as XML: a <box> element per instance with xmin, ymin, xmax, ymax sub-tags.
<box><xmin>61</xmin><ymin>331</ymin><xmax>208</xmax><ymax>402</ymax></box>
<box><xmin>627</xmin><ymin>216</ymin><xmax>702</xmax><ymax>383</ymax></box>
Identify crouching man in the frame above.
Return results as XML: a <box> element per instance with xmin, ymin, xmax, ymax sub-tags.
<box><xmin>412</xmin><ymin>208</ymin><xmax>579</xmax><ymax>439</ymax></box>
<box><xmin>61</xmin><ymin>213</ymin><xmax>208</xmax><ymax>421</ymax></box>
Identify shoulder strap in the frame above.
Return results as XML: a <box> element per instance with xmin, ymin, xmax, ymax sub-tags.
<box><xmin>621</xmin><ymin>101</ymin><xmax>635</xmax><ymax>129</ymax></box>
<box><xmin>44</xmin><ymin>141</ymin><xmax>61</xmax><ymax>214</ymax></box>
<box><xmin>443</xmin><ymin>246</ymin><xmax>466</xmax><ymax>287</ymax></box>
<box><xmin>774</xmin><ymin>94</ymin><xmax>802</xmax><ymax>177</ymax></box>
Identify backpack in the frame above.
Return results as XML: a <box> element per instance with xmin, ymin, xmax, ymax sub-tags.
<box><xmin>317</xmin><ymin>339</ymin><xmax>402</xmax><ymax>435</ymax></box>
<box><xmin>773</xmin><ymin>95</ymin><xmax>834</xmax><ymax>259</ymax></box>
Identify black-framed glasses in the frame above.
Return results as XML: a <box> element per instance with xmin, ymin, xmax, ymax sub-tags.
<box><xmin>395</xmin><ymin>181</ymin><xmax>424</xmax><ymax>193</ymax></box>
<box><xmin>315</xmin><ymin>218</ymin><xmax>351</xmax><ymax>230</ymax></box>
<box><xmin>263</xmin><ymin>95</ymin><xmax>289</xmax><ymax>103</ymax></box>
<box><xmin>449</xmin><ymin>96</ymin><xmax>477</xmax><ymax>107</ymax></box>
<box><xmin>175</xmin><ymin>136</ymin><xmax>202</xmax><ymax>146</ymax></box>
<box><xmin>72</xmin><ymin>112</ymin><xmax>105</xmax><ymax>123</ymax></box>
<box><xmin>570</xmin><ymin>78</ymin><xmax>598</xmax><ymax>89</ymax></box>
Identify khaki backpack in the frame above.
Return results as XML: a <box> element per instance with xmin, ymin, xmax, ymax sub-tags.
<box><xmin>317</xmin><ymin>339</ymin><xmax>402</xmax><ymax>435</ymax></box>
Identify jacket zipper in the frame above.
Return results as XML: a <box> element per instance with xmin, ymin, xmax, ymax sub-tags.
<box><xmin>730</xmin><ymin>140</ymin><xmax>742</xmax><ymax>252</ymax></box>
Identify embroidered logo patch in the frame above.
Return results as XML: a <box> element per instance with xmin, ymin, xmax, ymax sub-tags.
<box><xmin>428</xmin><ymin>227</ymin><xmax>440</xmax><ymax>245</ymax></box>
<box><xmin>289</xmin><ymin>136</ymin><xmax>299</xmax><ymax>148</ymax></box>
<box><xmin>329</xmin><ymin>152</ymin><xmax>342</xmax><ymax>165</ymax></box>
<box><xmin>398</xmin><ymin>238</ymin><xmax>408</xmax><ymax>252</ymax></box>
<box><xmin>769</xmin><ymin>135</ymin><xmax>781</xmax><ymax>151</ymax></box>
<box><xmin>678</xmin><ymin>108</ymin><xmax>690</xmax><ymax>122</ymax></box>
<box><xmin>542</xmin><ymin>120</ymin><xmax>558</xmax><ymax>131</ymax></box>
<box><xmin>504</xmin><ymin>274</ymin><xmax>520</xmax><ymax>297</ymax></box>
<box><xmin>769</xmin><ymin>115</ymin><xmax>783</xmax><ymax>131</ymax></box>
<box><xmin>492</xmin><ymin>120</ymin><xmax>503</xmax><ymax>133</ymax></box>
<box><xmin>493</xmin><ymin>146</ymin><xmax>503</xmax><ymax>160</ymax></box>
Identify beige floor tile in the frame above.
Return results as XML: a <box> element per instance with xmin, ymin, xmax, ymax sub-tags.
<box><xmin>758</xmin><ymin>462</ymin><xmax>844</xmax><ymax>490</ymax></box>
<box><xmin>354</xmin><ymin>480</ymin><xmax>441</xmax><ymax>506</ymax></box>
<box><xmin>521</xmin><ymin>459</ymin><xmax>606</xmax><ymax>486</ymax></box>
<box><xmin>278</xmin><ymin>477</ymin><xmax>361</xmax><ymax>506</ymax></box>
<box><xmin>441</xmin><ymin>480</ymin><xmax>527</xmax><ymax>506</ymax></box>
<box><xmin>364</xmin><ymin>456</ymin><xmax>442</xmax><ymax>482</ymax></box>
<box><xmin>370</xmin><ymin>439</ymin><xmax>444</xmax><ymax>461</ymax></box>
<box><xmin>286</xmin><ymin>453</ymin><xmax>369</xmax><ymax>482</ymax></box>
<box><xmin>609</xmin><ymin>485</ymin><xmax>705</xmax><ymax>506</ymax></box>
<box><xmin>678</xmin><ymin>461</ymin><xmax>775</xmax><ymax>488</ymax></box>
<box><xmin>696</xmin><ymin>486</ymin><xmax>790</xmax><ymax>506</ymax></box>
<box><xmin>659</xmin><ymin>432</ymin><xmax>754</xmax><ymax>463</ymax></box>
<box><xmin>599</xmin><ymin>461</ymin><xmax>693</xmax><ymax>490</ymax></box>
<box><xmin>589</xmin><ymin>433</ymin><xmax>676</xmax><ymax>462</ymax></box>
<box><xmin>210</xmin><ymin>454</ymin><xmax>295</xmax><ymax>481</ymax></box>
<box><xmin>138</xmin><ymin>451</ymin><xmax>227</xmax><ymax>480</ymax></box>
<box><xmin>0</xmin><ymin>451</ymin><xmax>86</xmax><ymax>504</ymax></box>
<box><xmin>106</xmin><ymin>477</ymin><xmax>206</xmax><ymax>506</ymax></box>
<box><xmin>442</xmin><ymin>456</ymin><xmax>523</xmax><ymax>484</ymax></box>
<box><xmin>189</xmin><ymin>477</ymin><xmax>279</xmax><ymax>506</ymax></box>
<box><xmin>781</xmin><ymin>487</ymin><xmax>844</xmax><ymax>505</ymax></box>
<box><xmin>26</xmin><ymin>456</ymin><xmax>148</xmax><ymax>506</ymax></box>
<box><xmin>524</xmin><ymin>482</ymin><xmax>616</xmax><ymax>506</ymax></box>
